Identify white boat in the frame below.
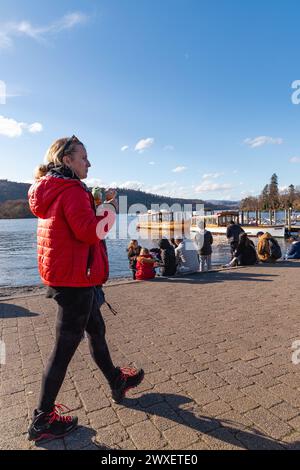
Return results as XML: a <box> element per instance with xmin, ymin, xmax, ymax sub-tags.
<box><xmin>190</xmin><ymin>211</ymin><xmax>285</xmax><ymax>238</ymax></box>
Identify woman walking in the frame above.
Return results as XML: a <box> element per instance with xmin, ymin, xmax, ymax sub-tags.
<box><xmin>27</xmin><ymin>136</ymin><xmax>144</xmax><ymax>442</ymax></box>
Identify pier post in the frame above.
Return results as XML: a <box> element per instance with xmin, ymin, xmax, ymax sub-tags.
<box><xmin>288</xmin><ymin>207</ymin><xmax>292</xmax><ymax>232</ymax></box>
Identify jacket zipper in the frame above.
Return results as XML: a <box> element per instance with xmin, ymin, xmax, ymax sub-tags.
<box><xmin>86</xmin><ymin>247</ymin><xmax>93</xmax><ymax>277</ymax></box>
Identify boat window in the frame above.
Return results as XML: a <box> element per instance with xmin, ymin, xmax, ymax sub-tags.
<box><xmin>162</xmin><ymin>213</ymin><xmax>171</xmax><ymax>222</ymax></box>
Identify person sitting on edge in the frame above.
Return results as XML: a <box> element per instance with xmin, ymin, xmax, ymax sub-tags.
<box><xmin>175</xmin><ymin>237</ymin><xmax>199</xmax><ymax>273</ymax></box>
<box><xmin>286</xmin><ymin>236</ymin><xmax>300</xmax><ymax>259</ymax></box>
<box><xmin>225</xmin><ymin>232</ymin><xmax>258</xmax><ymax>267</ymax></box>
<box><xmin>256</xmin><ymin>231</ymin><xmax>282</xmax><ymax>263</ymax></box>
<box><xmin>127</xmin><ymin>239</ymin><xmax>141</xmax><ymax>279</ymax></box>
<box><xmin>226</xmin><ymin>219</ymin><xmax>245</xmax><ymax>258</ymax></box>
<box><xmin>135</xmin><ymin>248</ymin><xmax>156</xmax><ymax>280</ymax></box>
<box><xmin>158</xmin><ymin>238</ymin><xmax>177</xmax><ymax>276</ymax></box>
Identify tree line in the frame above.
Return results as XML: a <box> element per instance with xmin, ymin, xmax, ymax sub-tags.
<box><xmin>240</xmin><ymin>174</ymin><xmax>300</xmax><ymax>211</ymax></box>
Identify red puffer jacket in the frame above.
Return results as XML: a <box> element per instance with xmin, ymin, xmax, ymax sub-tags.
<box><xmin>28</xmin><ymin>176</ymin><xmax>109</xmax><ymax>287</ymax></box>
<box><xmin>136</xmin><ymin>254</ymin><xmax>156</xmax><ymax>280</ymax></box>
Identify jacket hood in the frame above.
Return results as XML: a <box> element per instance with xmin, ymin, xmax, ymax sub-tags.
<box><xmin>260</xmin><ymin>232</ymin><xmax>272</xmax><ymax>240</ymax></box>
<box><xmin>28</xmin><ymin>176</ymin><xmax>83</xmax><ymax>218</ymax></box>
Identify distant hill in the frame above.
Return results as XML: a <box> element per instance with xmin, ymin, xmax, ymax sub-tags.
<box><xmin>205</xmin><ymin>200</ymin><xmax>240</xmax><ymax>208</ymax></box>
<box><xmin>0</xmin><ymin>199</ymin><xmax>33</xmax><ymax>219</ymax></box>
<box><xmin>0</xmin><ymin>179</ymin><xmax>239</xmax><ymax>219</ymax></box>
<box><xmin>0</xmin><ymin>180</ymin><xmax>31</xmax><ymax>203</ymax></box>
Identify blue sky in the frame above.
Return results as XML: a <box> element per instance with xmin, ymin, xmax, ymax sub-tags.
<box><xmin>1</xmin><ymin>0</ymin><xmax>300</xmax><ymax>200</ymax></box>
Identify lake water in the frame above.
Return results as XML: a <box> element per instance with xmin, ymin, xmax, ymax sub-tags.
<box><xmin>0</xmin><ymin>218</ymin><xmax>292</xmax><ymax>287</ymax></box>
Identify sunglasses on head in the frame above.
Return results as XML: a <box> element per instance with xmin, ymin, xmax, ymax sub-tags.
<box><xmin>60</xmin><ymin>135</ymin><xmax>81</xmax><ymax>158</ymax></box>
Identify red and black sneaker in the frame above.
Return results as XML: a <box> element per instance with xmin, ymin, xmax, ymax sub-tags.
<box><xmin>27</xmin><ymin>404</ymin><xmax>78</xmax><ymax>442</ymax></box>
<box><xmin>111</xmin><ymin>367</ymin><xmax>145</xmax><ymax>403</ymax></box>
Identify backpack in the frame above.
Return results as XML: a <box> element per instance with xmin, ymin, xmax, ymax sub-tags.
<box><xmin>269</xmin><ymin>238</ymin><xmax>282</xmax><ymax>260</ymax></box>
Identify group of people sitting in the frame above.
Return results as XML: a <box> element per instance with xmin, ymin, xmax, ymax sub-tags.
<box><xmin>225</xmin><ymin>220</ymin><xmax>283</xmax><ymax>267</ymax></box>
<box><xmin>127</xmin><ymin>220</ymin><xmax>300</xmax><ymax>281</ymax></box>
<box><xmin>225</xmin><ymin>220</ymin><xmax>300</xmax><ymax>266</ymax></box>
<box><xmin>127</xmin><ymin>238</ymin><xmax>202</xmax><ymax>280</ymax></box>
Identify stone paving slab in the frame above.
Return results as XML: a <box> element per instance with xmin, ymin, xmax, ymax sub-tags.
<box><xmin>1</xmin><ymin>262</ymin><xmax>300</xmax><ymax>450</ymax></box>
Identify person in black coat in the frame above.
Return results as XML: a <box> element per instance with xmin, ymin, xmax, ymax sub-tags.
<box><xmin>286</xmin><ymin>237</ymin><xmax>300</xmax><ymax>259</ymax></box>
<box><xmin>158</xmin><ymin>239</ymin><xmax>177</xmax><ymax>276</ymax></box>
<box><xmin>127</xmin><ymin>240</ymin><xmax>141</xmax><ymax>279</ymax></box>
<box><xmin>226</xmin><ymin>220</ymin><xmax>245</xmax><ymax>257</ymax></box>
<box><xmin>226</xmin><ymin>232</ymin><xmax>257</xmax><ymax>267</ymax></box>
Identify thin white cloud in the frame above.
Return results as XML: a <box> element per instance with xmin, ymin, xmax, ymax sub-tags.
<box><xmin>164</xmin><ymin>145</ymin><xmax>174</xmax><ymax>151</ymax></box>
<box><xmin>121</xmin><ymin>145</ymin><xmax>129</xmax><ymax>152</ymax></box>
<box><xmin>240</xmin><ymin>190</ymin><xmax>256</xmax><ymax>196</ymax></box>
<box><xmin>290</xmin><ymin>157</ymin><xmax>300</xmax><ymax>163</ymax></box>
<box><xmin>28</xmin><ymin>122</ymin><xmax>43</xmax><ymax>133</ymax></box>
<box><xmin>149</xmin><ymin>161</ymin><xmax>155</xmax><ymax>165</ymax></box>
<box><xmin>84</xmin><ymin>178</ymin><xmax>106</xmax><ymax>187</ymax></box>
<box><xmin>202</xmin><ymin>172</ymin><xmax>223</xmax><ymax>179</ymax></box>
<box><xmin>85</xmin><ymin>178</ymin><xmax>239</xmax><ymax>199</ymax></box>
<box><xmin>172</xmin><ymin>166</ymin><xmax>187</xmax><ymax>173</ymax></box>
<box><xmin>0</xmin><ymin>115</ymin><xmax>43</xmax><ymax>137</ymax></box>
<box><xmin>0</xmin><ymin>12</ymin><xmax>89</xmax><ymax>50</ymax></box>
<box><xmin>134</xmin><ymin>137</ymin><xmax>154</xmax><ymax>153</ymax></box>
<box><xmin>195</xmin><ymin>182</ymin><xmax>233</xmax><ymax>193</ymax></box>
<box><xmin>54</xmin><ymin>13</ymin><xmax>89</xmax><ymax>32</ymax></box>
<box><xmin>244</xmin><ymin>136</ymin><xmax>283</xmax><ymax>148</ymax></box>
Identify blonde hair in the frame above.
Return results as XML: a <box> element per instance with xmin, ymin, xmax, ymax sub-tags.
<box><xmin>34</xmin><ymin>137</ymin><xmax>84</xmax><ymax>180</ymax></box>
<box><xmin>140</xmin><ymin>248</ymin><xmax>149</xmax><ymax>256</ymax></box>
<box><xmin>127</xmin><ymin>240</ymin><xmax>138</xmax><ymax>251</ymax></box>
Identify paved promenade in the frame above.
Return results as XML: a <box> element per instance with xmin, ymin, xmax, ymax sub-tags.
<box><xmin>1</xmin><ymin>263</ymin><xmax>300</xmax><ymax>450</ymax></box>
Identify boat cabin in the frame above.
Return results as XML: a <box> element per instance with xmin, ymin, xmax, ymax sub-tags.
<box><xmin>191</xmin><ymin>211</ymin><xmax>240</xmax><ymax>227</ymax></box>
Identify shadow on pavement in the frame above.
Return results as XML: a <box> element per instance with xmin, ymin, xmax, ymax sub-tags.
<box><xmin>149</xmin><ymin>271</ymin><xmax>278</xmax><ymax>285</ymax></box>
<box><xmin>33</xmin><ymin>426</ymin><xmax>112</xmax><ymax>450</ymax></box>
<box><xmin>0</xmin><ymin>303</ymin><xmax>40</xmax><ymax>318</ymax></box>
<box><xmin>121</xmin><ymin>393</ymin><xmax>289</xmax><ymax>450</ymax></box>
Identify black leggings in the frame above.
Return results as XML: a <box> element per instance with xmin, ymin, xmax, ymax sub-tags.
<box><xmin>38</xmin><ymin>286</ymin><xmax>116</xmax><ymax>412</ymax></box>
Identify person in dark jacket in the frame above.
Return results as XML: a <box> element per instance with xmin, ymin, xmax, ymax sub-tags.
<box><xmin>226</xmin><ymin>220</ymin><xmax>245</xmax><ymax>257</ymax></box>
<box><xmin>158</xmin><ymin>238</ymin><xmax>176</xmax><ymax>276</ymax></box>
<box><xmin>127</xmin><ymin>240</ymin><xmax>141</xmax><ymax>279</ymax></box>
<box><xmin>194</xmin><ymin>223</ymin><xmax>213</xmax><ymax>272</ymax></box>
<box><xmin>286</xmin><ymin>237</ymin><xmax>300</xmax><ymax>259</ymax></box>
<box><xmin>226</xmin><ymin>232</ymin><xmax>257</xmax><ymax>267</ymax></box>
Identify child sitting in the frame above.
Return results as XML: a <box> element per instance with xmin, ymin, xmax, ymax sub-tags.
<box><xmin>135</xmin><ymin>248</ymin><xmax>156</xmax><ymax>280</ymax></box>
